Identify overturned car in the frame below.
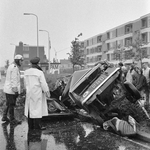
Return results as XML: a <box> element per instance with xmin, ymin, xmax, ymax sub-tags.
<box><xmin>46</xmin><ymin>61</ymin><xmax>150</xmax><ymax>138</ymax></box>
<box><xmin>58</xmin><ymin>62</ymin><xmax>150</xmax><ymax>126</ymax></box>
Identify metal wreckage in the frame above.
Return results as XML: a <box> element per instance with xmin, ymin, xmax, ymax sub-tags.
<box><xmin>47</xmin><ymin>61</ymin><xmax>150</xmax><ymax>140</ymax></box>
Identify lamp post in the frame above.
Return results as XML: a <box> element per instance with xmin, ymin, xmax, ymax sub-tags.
<box><xmin>24</xmin><ymin>13</ymin><xmax>39</xmax><ymax>57</ymax></box>
<box><xmin>39</xmin><ymin>29</ymin><xmax>51</xmax><ymax>73</ymax></box>
<box><xmin>10</xmin><ymin>43</ymin><xmax>17</xmax><ymax>56</ymax></box>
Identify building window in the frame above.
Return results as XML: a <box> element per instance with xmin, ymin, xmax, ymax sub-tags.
<box><xmin>117</xmin><ymin>39</ymin><xmax>123</xmax><ymax>47</ymax></box>
<box><xmin>23</xmin><ymin>46</ymin><xmax>29</xmax><ymax>51</ymax></box>
<box><xmin>107</xmin><ymin>32</ymin><xmax>110</xmax><ymax>39</ymax></box>
<box><xmin>110</xmin><ymin>31</ymin><xmax>113</xmax><ymax>39</ymax></box>
<box><xmin>141</xmin><ymin>18</ymin><xmax>147</xmax><ymax>28</ymax></box>
<box><xmin>97</xmin><ymin>35</ymin><xmax>102</xmax><ymax>43</ymax></box>
<box><xmin>94</xmin><ymin>47</ymin><xmax>97</xmax><ymax>53</ymax></box>
<box><xmin>125</xmin><ymin>37</ymin><xmax>132</xmax><ymax>47</ymax></box>
<box><xmin>107</xmin><ymin>54</ymin><xmax>110</xmax><ymax>61</ymax></box>
<box><xmin>23</xmin><ymin>53</ymin><xmax>29</xmax><ymax>58</ymax></box>
<box><xmin>87</xmin><ymin>40</ymin><xmax>89</xmax><ymax>46</ymax></box>
<box><xmin>125</xmin><ymin>24</ymin><xmax>132</xmax><ymax>34</ymax></box>
<box><xmin>97</xmin><ymin>46</ymin><xmax>102</xmax><ymax>52</ymax></box>
<box><xmin>141</xmin><ymin>32</ymin><xmax>147</xmax><ymax>43</ymax></box>
<box><xmin>111</xmin><ymin>53</ymin><xmax>115</xmax><ymax>60</ymax></box>
<box><xmin>87</xmin><ymin>49</ymin><xmax>89</xmax><ymax>54</ymax></box>
<box><xmin>97</xmin><ymin>55</ymin><xmax>102</xmax><ymax>61</ymax></box>
<box><xmin>90</xmin><ymin>48</ymin><xmax>94</xmax><ymax>54</ymax></box>
<box><xmin>87</xmin><ymin>57</ymin><xmax>89</xmax><ymax>63</ymax></box>
<box><xmin>116</xmin><ymin>29</ymin><xmax>118</xmax><ymax>37</ymax></box>
<box><xmin>107</xmin><ymin>43</ymin><xmax>110</xmax><ymax>50</ymax></box>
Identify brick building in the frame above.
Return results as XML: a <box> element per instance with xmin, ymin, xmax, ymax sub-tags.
<box><xmin>14</xmin><ymin>42</ymin><xmax>48</xmax><ymax>71</ymax></box>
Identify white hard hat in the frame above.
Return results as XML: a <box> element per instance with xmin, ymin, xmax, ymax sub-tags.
<box><xmin>14</xmin><ymin>54</ymin><xmax>23</xmax><ymax>60</ymax></box>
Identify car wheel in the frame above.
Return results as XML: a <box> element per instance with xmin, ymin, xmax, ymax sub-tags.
<box><xmin>124</xmin><ymin>81</ymin><xmax>141</xmax><ymax>103</ymax></box>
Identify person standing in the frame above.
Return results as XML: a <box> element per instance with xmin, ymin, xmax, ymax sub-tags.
<box><xmin>24</xmin><ymin>57</ymin><xmax>50</xmax><ymax>130</ymax></box>
<box><xmin>2</xmin><ymin>55</ymin><xmax>23</xmax><ymax>124</ymax></box>
<box><xmin>126</xmin><ymin>64</ymin><xmax>136</xmax><ymax>84</ymax></box>
<box><xmin>118</xmin><ymin>62</ymin><xmax>127</xmax><ymax>82</ymax></box>
<box><xmin>134</xmin><ymin>67</ymin><xmax>147</xmax><ymax>100</ymax></box>
<box><xmin>142</xmin><ymin>62</ymin><xmax>150</xmax><ymax>105</ymax></box>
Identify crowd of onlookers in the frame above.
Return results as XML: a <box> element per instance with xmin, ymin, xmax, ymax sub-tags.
<box><xmin>119</xmin><ymin>62</ymin><xmax>150</xmax><ymax>106</ymax></box>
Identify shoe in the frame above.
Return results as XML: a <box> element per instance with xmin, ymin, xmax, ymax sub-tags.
<box><xmin>10</xmin><ymin>119</ymin><xmax>22</xmax><ymax>125</ymax></box>
<box><xmin>1</xmin><ymin>117</ymin><xmax>10</xmax><ymax>122</ymax></box>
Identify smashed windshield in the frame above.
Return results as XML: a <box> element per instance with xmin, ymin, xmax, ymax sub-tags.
<box><xmin>74</xmin><ymin>67</ymin><xmax>101</xmax><ymax>95</ymax></box>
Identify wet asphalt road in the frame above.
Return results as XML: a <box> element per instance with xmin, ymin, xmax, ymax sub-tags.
<box><xmin>0</xmin><ymin>108</ymin><xmax>150</xmax><ymax>150</ymax></box>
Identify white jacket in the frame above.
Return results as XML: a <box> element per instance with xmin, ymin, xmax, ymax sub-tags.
<box><xmin>3</xmin><ymin>63</ymin><xmax>21</xmax><ymax>94</ymax></box>
<box><xmin>24</xmin><ymin>68</ymin><xmax>49</xmax><ymax>118</ymax></box>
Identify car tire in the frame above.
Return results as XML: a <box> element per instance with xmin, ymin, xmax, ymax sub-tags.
<box><xmin>124</xmin><ymin>81</ymin><xmax>141</xmax><ymax>103</ymax></box>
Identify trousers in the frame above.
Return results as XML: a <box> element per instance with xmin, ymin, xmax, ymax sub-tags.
<box><xmin>28</xmin><ymin>113</ymin><xmax>41</xmax><ymax>130</ymax></box>
<box><xmin>3</xmin><ymin>94</ymin><xmax>17</xmax><ymax>120</ymax></box>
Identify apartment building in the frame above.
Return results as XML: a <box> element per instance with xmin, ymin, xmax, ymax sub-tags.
<box><xmin>84</xmin><ymin>13</ymin><xmax>150</xmax><ymax>68</ymax></box>
<box><xmin>14</xmin><ymin>41</ymin><xmax>48</xmax><ymax>71</ymax></box>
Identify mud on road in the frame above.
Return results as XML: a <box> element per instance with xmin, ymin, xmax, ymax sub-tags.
<box><xmin>0</xmin><ymin>107</ymin><xmax>150</xmax><ymax>150</ymax></box>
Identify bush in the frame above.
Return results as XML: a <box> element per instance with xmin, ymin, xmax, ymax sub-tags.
<box><xmin>45</xmin><ymin>73</ymin><xmax>58</xmax><ymax>91</ymax></box>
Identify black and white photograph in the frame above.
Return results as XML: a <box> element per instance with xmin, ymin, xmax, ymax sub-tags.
<box><xmin>0</xmin><ymin>0</ymin><xmax>150</xmax><ymax>149</ymax></box>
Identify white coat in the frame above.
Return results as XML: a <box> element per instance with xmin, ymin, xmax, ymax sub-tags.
<box><xmin>24</xmin><ymin>68</ymin><xmax>49</xmax><ymax>118</ymax></box>
<box><xmin>4</xmin><ymin>63</ymin><xmax>21</xmax><ymax>94</ymax></box>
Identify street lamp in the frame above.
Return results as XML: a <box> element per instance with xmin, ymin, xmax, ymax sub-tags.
<box><xmin>10</xmin><ymin>43</ymin><xmax>17</xmax><ymax>56</ymax></box>
<box><xmin>39</xmin><ymin>29</ymin><xmax>51</xmax><ymax>73</ymax></box>
<box><xmin>24</xmin><ymin>13</ymin><xmax>39</xmax><ymax>57</ymax></box>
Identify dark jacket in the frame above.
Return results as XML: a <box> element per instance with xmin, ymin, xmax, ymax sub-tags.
<box><xmin>135</xmin><ymin>74</ymin><xmax>147</xmax><ymax>91</ymax></box>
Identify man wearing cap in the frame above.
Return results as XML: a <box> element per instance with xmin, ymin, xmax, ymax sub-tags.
<box><xmin>2</xmin><ymin>54</ymin><xmax>23</xmax><ymax>124</ymax></box>
<box><xmin>24</xmin><ymin>57</ymin><xmax>50</xmax><ymax>130</ymax></box>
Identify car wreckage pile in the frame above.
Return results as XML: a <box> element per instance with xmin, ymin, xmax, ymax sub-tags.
<box><xmin>48</xmin><ymin>61</ymin><xmax>150</xmax><ymax>139</ymax></box>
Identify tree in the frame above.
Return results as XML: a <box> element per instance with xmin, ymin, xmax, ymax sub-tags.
<box><xmin>132</xmin><ymin>30</ymin><xmax>148</xmax><ymax>67</ymax></box>
<box><xmin>68</xmin><ymin>39</ymin><xmax>84</xmax><ymax>72</ymax></box>
<box><xmin>5</xmin><ymin>60</ymin><xmax>9</xmax><ymax>69</ymax></box>
<box><xmin>113</xmin><ymin>44</ymin><xmax>126</xmax><ymax>61</ymax></box>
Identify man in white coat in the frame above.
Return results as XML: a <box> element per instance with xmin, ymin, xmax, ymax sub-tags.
<box><xmin>2</xmin><ymin>54</ymin><xmax>23</xmax><ymax>124</ymax></box>
<box><xmin>24</xmin><ymin>57</ymin><xmax>50</xmax><ymax>130</ymax></box>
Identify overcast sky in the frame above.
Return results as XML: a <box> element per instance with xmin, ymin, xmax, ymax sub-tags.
<box><xmin>0</xmin><ymin>0</ymin><xmax>150</xmax><ymax>67</ymax></box>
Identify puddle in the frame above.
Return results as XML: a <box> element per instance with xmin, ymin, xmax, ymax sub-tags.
<box><xmin>0</xmin><ymin>108</ymin><xmax>149</xmax><ymax>150</ymax></box>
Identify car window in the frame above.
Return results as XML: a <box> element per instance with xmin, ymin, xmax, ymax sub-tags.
<box><xmin>74</xmin><ymin>67</ymin><xmax>101</xmax><ymax>95</ymax></box>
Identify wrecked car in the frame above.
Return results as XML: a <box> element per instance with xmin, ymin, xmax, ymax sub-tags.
<box><xmin>59</xmin><ymin>61</ymin><xmax>150</xmax><ymax>126</ymax></box>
